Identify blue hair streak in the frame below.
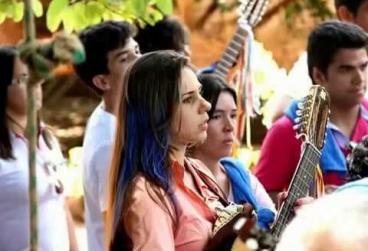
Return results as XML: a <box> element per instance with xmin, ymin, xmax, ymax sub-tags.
<box><xmin>112</xmin><ymin>104</ymin><xmax>180</xmax><ymax>234</ymax></box>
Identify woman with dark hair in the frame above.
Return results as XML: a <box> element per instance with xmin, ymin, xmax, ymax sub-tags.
<box><xmin>0</xmin><ymin>46</ymin><xmax>78</xmax><ymax>251</ymax></box>
<box><xmin>191</xmin><ymin>73</ymin><xmax>276</xmax><ymax>229</ymax></box>
<box><xmin>106</xmin><ymin>50</ymin><xmax>232</xmax><ymax>251</ymax></box>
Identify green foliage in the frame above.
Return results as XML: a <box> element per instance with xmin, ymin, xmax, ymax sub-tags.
<box><xmin>0</xmin><ymin>0</ymin><xmax>173</xmax><ymax>32</ymax></box>
<box><xmin>0</xmin><ymin>0</ymin><xmax>43</xmax><ymax>22</ymax></box>
<box><xmin>32</xmin><ymin>0</ymin><xmax>43</xmax><ymax>17</ymax></box>
<box><xmin>46</xmin><ymin>0</ymin><xmax>68</xmax><ymax>31</ymax></box>
<box><xmin>285</xmin><ymin>0</ymin><xmax>333</xmax><ymax>27</ymax></box>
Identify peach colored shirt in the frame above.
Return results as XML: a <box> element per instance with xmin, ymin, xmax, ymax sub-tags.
<box><xmin>123</xmin><ymin>158</ymin><xmax>221</xmax><ymax>251</ymax></box>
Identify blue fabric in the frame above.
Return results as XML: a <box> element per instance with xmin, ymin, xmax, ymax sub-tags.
<box><xmin>220</xmin><ymin>157</ymin><xmax>275</xmax><ymax>229</ymax></box>
<box><xmin>197</xmin><ymin>63</ymin><xmax>217</xmax><ymax>75</ymax></box>
<box><xmin>284</xmin><ymin>99</ymin><xmax>347</xmax><ymax>175</ymax></box>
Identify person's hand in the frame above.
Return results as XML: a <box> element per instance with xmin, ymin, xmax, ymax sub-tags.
<box><xmin>325</xmin><ymin>184</ymin><xmax>338</xmax><ymax>194</ymax></box>
<box><xmin>277</xmin><ymin>191</ymin><xmax>314</xmax><ymax>212</ymax></box>
<box><xmin>294</xmin><ymin>196</ymin><xmax>314</xmax><ymax>212</ymax></box>
<box><xmin>276</xmin><ymin>191</ymin><xmax>287</xmax><ymax>210</ymax></box>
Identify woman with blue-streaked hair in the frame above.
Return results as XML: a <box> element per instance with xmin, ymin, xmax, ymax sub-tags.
<box><xmin>106</xmin><ymin>50</ymin><xmax>230</xmax><ymax>251</ymax></box>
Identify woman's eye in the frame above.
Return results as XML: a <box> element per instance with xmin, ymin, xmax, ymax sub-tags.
<box><xmin>183</xmin><ymin>96</ymin><xmax>194</xmax><ymax>104</ymax></box>
<box><xmin>231</xmin><ymin>113</ymin><xmax>237</xmax><ymax>119</ymax></box>
<box><xmin>212</xmin><ymin>114</ymin><xmax>221</xmax><ymax>120</ymax></box>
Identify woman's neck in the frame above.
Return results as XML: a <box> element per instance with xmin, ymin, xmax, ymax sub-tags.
<box><xmin>169</xmin><ymin>144</ymin><xmax>187</xmax><ymax>166</ymax></box>
<box><xmin>192</xmin><ymin>151</ymin><xmax>222</xmax><ymax>176</ymax></box>
<box><xmin>193</xmin><ymin>151</ymin><xmax>230</xmax><ymax>197</ymax></box>
<box><xmin>6</xmin><ymin>112</ymin><xmax>27</xmax><ymax>137</ymax></box>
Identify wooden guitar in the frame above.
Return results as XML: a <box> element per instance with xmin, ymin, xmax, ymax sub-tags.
<box><xmin>231</xmin><ymin>216</ymin><xmax>277</xmax><ymax>251</ymax></box>
<box><xmin>207</xmin><ymin>0</ymin><xmax>270</xmax><ymax>145</ymax></box>
<box><xmin>212</xmin><ymin>0</ymin><xmax>269</xmax><ymax>80</ymax></box>
<box><xmin>270</xmin><ymin>85</ymin><xmax>330</xmax><ymax>240</ymax></box>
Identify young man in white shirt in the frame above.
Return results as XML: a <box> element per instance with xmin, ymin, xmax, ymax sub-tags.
<box><xmin>74</xmin><ymin>21</ymin><xmax>140</xmax><ymax>251</ymax></box>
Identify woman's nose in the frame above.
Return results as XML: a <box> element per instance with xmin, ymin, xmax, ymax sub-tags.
<box><xmin>224</xmin><ymin>117</ymin><xmax>235</xmax><ymax>131</ymax></box>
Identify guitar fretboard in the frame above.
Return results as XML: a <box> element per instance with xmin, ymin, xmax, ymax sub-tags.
<box><xmin>271</xmin><ymin>142</ymin><xmax>321</xmax><ymax>239</ymax></box>
<box><xmin>213</xmin><ymin>25</ymin><xmax>249</xmax><ymax>79</ymax></box>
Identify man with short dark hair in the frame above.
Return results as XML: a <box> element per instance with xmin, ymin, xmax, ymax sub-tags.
<box><xmin>270</xmin><ymin>0</ymin><xmax>368</xmax><ymax>123</ymax></box>
<box><xmin>74</xmin><ymin>21</ymin><xmax>140</xmax><ymax>251</ymax></box>
<box><xmin>335</xmin><ymin>0</ymin><xmax>368</xmax><ymax>32</ymax></box>
<box><xmin>134</xmin><ymin>15</ymin><xmax>191</xmax><ymax>60</ymax></box>
<box><xmin>255</xmin><ymin>21</ymin><xmax>368</xmax><ymax>202</ymax></box>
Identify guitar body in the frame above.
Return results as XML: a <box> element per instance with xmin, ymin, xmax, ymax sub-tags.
<box><xmin>205</xmin><ymin>204</ymin><xmax>254</xmax><ymax>251</ymax></box>
<box><xmin>205</xmin><ymin>213</ymin><xmax>248</xmax><ymax>251</ymax></box>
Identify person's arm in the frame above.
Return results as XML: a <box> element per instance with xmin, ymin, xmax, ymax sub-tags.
<box><xmin>92</xmin><ymin>144</ymin><xmax>113</xmax><ymax>232</ymax></box>
<box><xmin>249</xmin><ymin>174</ymin><xmax>276</xmax><ymax>213</ymax></box>
<box><xmin>270</xmin><ymin>95</ymin><xmax>293</xmax><ymax>123</ymax></box>
<box><xmin>123</xmin><ymin>177</ymin><xmax>175</xmax><ymax>251</ymax></box>
<box><xmin>254</xmin><ymin>117</ymin><xmax>302</xmax><ymax>205</ymax></box>
<box><xmin>268</xmin><ymin>192</ymin><xmax>281</xmax><ymax>206</ymax></box>
<box><xmin>64</xmin><ymin>201</ymin><xmax>80</xmax><ymax>251</ymax></box>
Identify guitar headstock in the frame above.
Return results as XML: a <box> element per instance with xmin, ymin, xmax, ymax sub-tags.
<box><xmin>295</xmin><ymin>85</ymin><xmax>330</xmax><ymax>150</ymax></box>
<box><xmin>232</xmin><ymin>216</ymin><xmax>276</xmax><ymax>251</ymax></box>
<box><xmin>237</xmin><ymin>0</ymin><xmax>269</xmax><ymax>27</ymax></box>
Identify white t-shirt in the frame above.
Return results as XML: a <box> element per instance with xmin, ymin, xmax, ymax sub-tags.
<box><xmin>0</xmin><ymin>132</ymin><xmax>69</xmax><ymax>251</ymax></box>
<box><xmin>82</xmin><ymin>103</ymin><xmax>116</xmax><ymax>251</ymax></box>
<box><xmin>281</xmin><ymin>51</ymin><xmax>312</xmax><ymax>99</ymax></box>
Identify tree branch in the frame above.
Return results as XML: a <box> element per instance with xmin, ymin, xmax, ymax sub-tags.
<box><xmin>257</xmin><ymin>0</ymin><xmax>295</xmax><ymax>26</ymax></box>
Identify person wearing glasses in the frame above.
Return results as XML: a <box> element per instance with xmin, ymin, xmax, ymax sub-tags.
<box><xmin>0</xmin><ymin>46</ymin><xmax>79</xmax><ymax>251</ymax></box>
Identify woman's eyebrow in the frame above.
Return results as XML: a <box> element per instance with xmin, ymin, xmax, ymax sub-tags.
<box><xmin>182</xmin><ymin>85</ymin><xmax>201</xmax><ymax>96</ymax></box>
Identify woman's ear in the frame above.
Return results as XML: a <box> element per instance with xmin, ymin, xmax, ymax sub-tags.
<box><xmin>92</xmin><ymin>75</ymin><xmax>111</xmax><ymax>92</ymax></box>
<box><xmin>336</xmin><ymin>6</ymin><xmax>355</xmax><ymax>22</ymax></box>
<box><xmin>312</xmin><ymin>67</ymin><xmax>327</xmax><ymax>86</ymax></box>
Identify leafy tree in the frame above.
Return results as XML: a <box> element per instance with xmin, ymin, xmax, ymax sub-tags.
<box><xmin>0</xmin><ymin>0</ymin><xmax>173</xmax><ymax>32</ymax></box>
<box><xmin>0</xmin><ymin>1</ymin><xmax>173</xmax><ymax>250</ymax></box>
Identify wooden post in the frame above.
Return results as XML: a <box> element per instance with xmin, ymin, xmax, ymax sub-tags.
<box><xmin>23</xmin><ymin>0</ymin><xmax>39</xmax><ymax>250</ymax></box>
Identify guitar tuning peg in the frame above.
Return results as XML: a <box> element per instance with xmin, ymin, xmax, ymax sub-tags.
<box><xmin>293</xmin><ymin>123</ymin><xmax>301</xmax><ymax>131</ymax></box>
<box><xmin>296</xmin><ymin>110</ymin><xmax>303</xmax><ymax>116</ymax></box>
<box><xmin>297</xmin><ymin>102</ymin><xmax>304</xmax><ymax>109</ymax></box>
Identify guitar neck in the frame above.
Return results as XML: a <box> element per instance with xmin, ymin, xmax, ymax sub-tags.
<box><xmin>271</xmin><ymin>142</ymin><xmax>321</xmax><ymax>239</ymax></box>
<box><xmin>213</xmin><ymin>25</ymin><xmax>249</xmax><ymax>79</ymax></box>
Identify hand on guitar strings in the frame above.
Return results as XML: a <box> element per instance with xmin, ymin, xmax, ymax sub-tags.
<box><xmin>277</xmin><ymin>191</ymin><xmax>314</xmax><ymax>213</ymax></box>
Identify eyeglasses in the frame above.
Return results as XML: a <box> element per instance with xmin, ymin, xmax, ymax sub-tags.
<box><xmin>11</xmin><ymin>74</ymin><xmax>29</xmax><ymax>86</ymax></box>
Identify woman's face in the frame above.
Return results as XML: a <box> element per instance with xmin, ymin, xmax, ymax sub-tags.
<box><xmin>196</xmin><ymin>91</ymin><xmax>237</xmax><ymax>160</ymax></box>
<box><xmin>6</xmin><ymin>57</ymin><xmax>42</xmax><ymax>116</ymax></box>
<box><xmin>170</xmin><ymin>67</ymin><xmax>211</xmax><ymax>147</ymax></box>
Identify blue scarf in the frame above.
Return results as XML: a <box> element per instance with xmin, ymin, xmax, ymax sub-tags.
<box><xmin>220</xmin><ymin>157</ymin><xmax>275</xmax><ymax>229</ymax></box>
<box><xmin>284</xmin><ymin>99</ymin><xmax>347</xmax><ymax>175</ymax></box>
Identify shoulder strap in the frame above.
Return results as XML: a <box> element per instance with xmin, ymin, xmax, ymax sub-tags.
<box><xmin>188</xmin><ymin>158</ymin><xmax>229</xmax><ymax>206</ymax></box>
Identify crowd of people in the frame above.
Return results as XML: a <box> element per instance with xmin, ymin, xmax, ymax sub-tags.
<box><xmin>1</xmin><ymin>0</ymin><xmax>368</xmax><ymax>251</ymax></box>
